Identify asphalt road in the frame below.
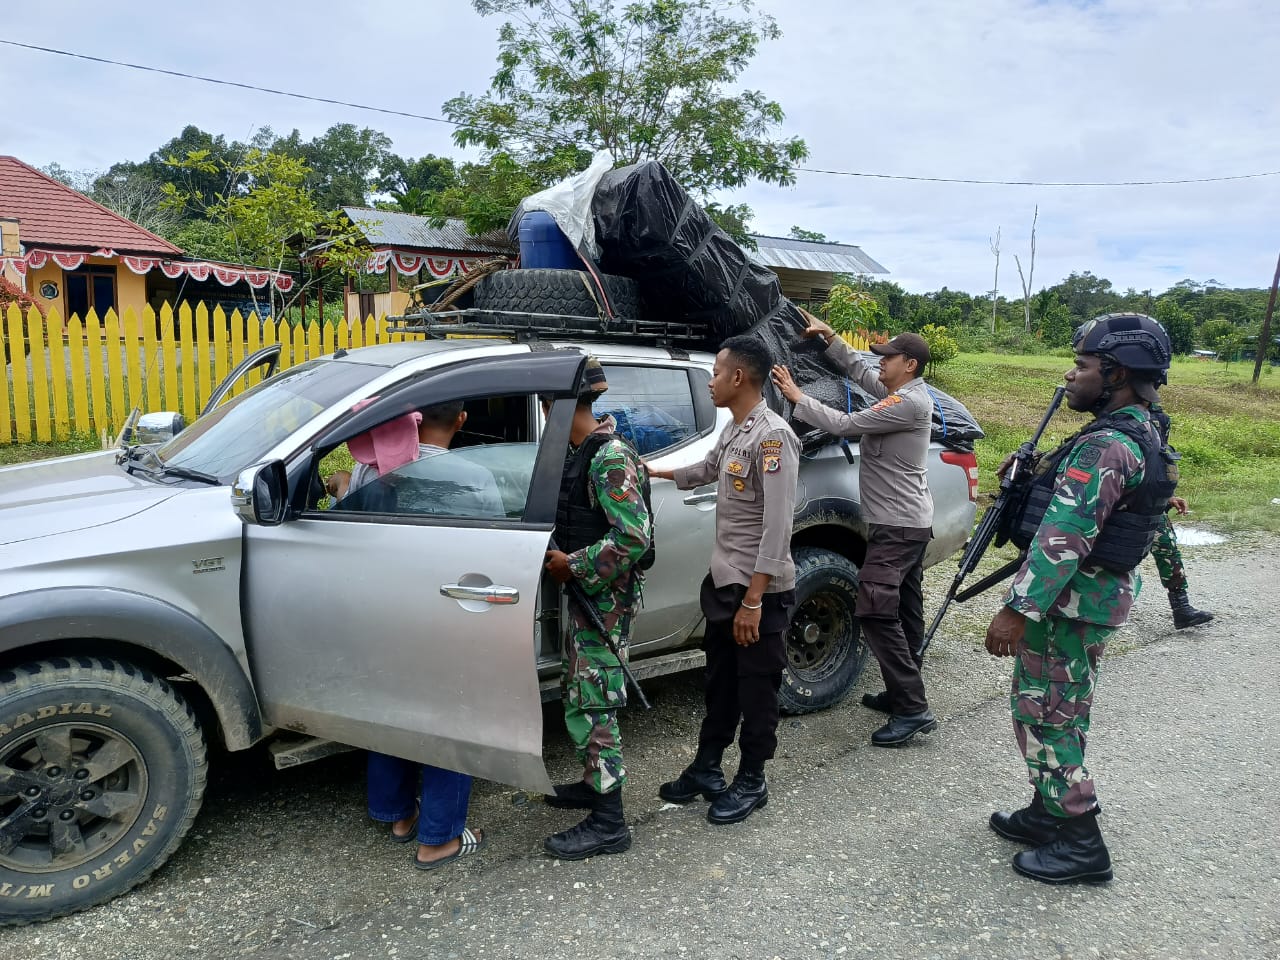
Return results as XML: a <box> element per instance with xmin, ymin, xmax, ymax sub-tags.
<box><xmin>6</xmin><ymin>537</ymin><xmax>1276</xmax><ymax>960</ymax></box>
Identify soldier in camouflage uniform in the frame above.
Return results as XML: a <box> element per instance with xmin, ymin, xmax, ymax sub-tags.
<box><xmin>541</xmin><ymin>358</ymin><xmax>651</xmax><ymax>860</ymax></box>
<box><xmin>985</xmin><ymin>313</ymin><xmax>1174</xmax><ymax>885</ymax></box>
<box><xmin>1149</xmin><ymin>403</ymin><xmax>1214</xmax><ymax>629</ymax></box>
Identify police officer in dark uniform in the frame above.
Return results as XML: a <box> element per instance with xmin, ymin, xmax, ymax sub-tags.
<box><xmin>647</xmin><ymin>335</ymin><xmax>800</xmax><ymax>825</ymax></box>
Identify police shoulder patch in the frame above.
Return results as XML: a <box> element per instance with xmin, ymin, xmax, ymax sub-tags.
<box><xmin>871</xmin><ymin>394</ymin><xmax>903</xmax><ymax>411</ymax></box>
<box><xmin>760</xmin><ymin>438</ymin><xmax>783</xmax><ymax>452</ymax></box>
<box><xmin>763</xmin><ymin>454</ymin><xmax>781</xmax><ymax>473</ymax></box>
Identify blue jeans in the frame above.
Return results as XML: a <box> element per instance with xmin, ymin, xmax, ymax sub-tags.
<box><xmin>366</xmin><ymin>752</ymin><xmax>473</xmax><ymax>845</ymax></box>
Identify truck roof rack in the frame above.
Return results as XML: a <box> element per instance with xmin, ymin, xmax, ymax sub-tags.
<box><xmin>386</xmin><ymin>308</ymin><xmax>713</xmax><ymax>349</ymax></box>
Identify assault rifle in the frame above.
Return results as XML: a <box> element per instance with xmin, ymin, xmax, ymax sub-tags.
<box><xmin>919</xmin><ymin>385</ymin><xmax>1066</xmax><ymax>653</ymax></box>
<box><xmin>549</xmin><ymin>538</ymin><xmax>652</xmax><ymax>710</ymax></box>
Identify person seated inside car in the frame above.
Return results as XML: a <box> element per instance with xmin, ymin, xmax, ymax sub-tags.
<box><xmin>329</xmin><ymin>401</ymin><xmax>505</xmax><ymax>518</ymax></box>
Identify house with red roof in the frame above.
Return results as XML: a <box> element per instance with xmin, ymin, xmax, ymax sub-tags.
<box><xmin>0</xmin><ymin>156</ymin><xmax>294</xmax><ymax>326</ymax></box>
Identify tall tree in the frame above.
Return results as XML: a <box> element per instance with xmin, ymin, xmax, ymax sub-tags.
<box><xmin>443</xmin><ymin>0</ymin><xmax>808</xmax><ymax>222</ymax></box>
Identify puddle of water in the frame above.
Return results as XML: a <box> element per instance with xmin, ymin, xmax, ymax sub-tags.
<box><xmin>1174</xmin><ymin>526</ymin><xmax>1226</xmax><ymax>546</ymax></box>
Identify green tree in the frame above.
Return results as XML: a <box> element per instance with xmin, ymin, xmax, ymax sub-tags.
<box><xmin>1154</xmin><ymin>298</ymin><xmax>1195</xmax><ymax>355</ymax></box>
<box><xmin>443</xmin><ymin>0</ymin><xmax>807</xmax><ymax>223</ymax></box>
<box><xmin>162</xmin><ymin>149</ymin><xmax>367</xmax><ymax>318</ymax></box>
<box><xmin>918</xmin><ymin>323</ymin><xmax>959</xmax><ymax>374</ymax></box>
<box><xmin>819</xmin><ymin>283</ymin><xmax>885</xmax><ymax>333</ymax></box>
<box><xmin>788</xmin><ymin>226</ymin><xmax>828</xmax><ymax>242</ymax></box>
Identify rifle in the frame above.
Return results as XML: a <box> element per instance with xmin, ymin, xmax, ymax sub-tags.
<box><xmin>919</xmin><ymin>385</ymin><xmax>1066</xmax><ymax>653</ymax></box>
<box><xmin>549</xmin><ymin>539</ymin><xmax>652</xmax><ymax>710</ymax></box>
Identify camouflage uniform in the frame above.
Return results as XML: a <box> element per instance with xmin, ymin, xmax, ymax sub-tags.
<box><xmin>563</xmin><ymin>417</ymin><xmax>651</xmax><ymax>794</ymax></box>
<box><xmin>1151</xmin><ymin>513</ymin><xmax>1187</xmax><ymax>591</ymax></box>
<box><xmin>1004</xmin><ymin>404</ymin><xmax>1155</xmax><ymax>818</ymax></box>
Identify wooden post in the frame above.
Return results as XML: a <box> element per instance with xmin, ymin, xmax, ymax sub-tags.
<box><xmin>1253</xmin><ymin>251</ymin><xmax>1280</xmax><ymax>385</ymax></box>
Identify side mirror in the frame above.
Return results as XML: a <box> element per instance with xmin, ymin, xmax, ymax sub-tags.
<box><xmin>134</xmin><ymin>412</ymin><xmax>186</xmax><ymax>445</ymax></box>
<box><xmin>231</xmin><ymin>460</ymin><xmax>289</xmax><ymax>526</ymax></box>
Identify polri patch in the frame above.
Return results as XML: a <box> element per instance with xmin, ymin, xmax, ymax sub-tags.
<box><xmin>732</xmin><ymin>478</ymin><xmax>746</xmax><ymax>492</ymax></box>
<box><xmin>760</xmin><ymin>438</ymin><xmax>783</xmax><ymax>451</ymax></box>
<box><xmin>871</xmin><ymin>395</ymin><xmax>903</xmax><ymax>411</ymax></box>
<box><xmin>1065</xmin><ymin>467</ymin><xmax>1093</xmax><ymax>484</ymax></box>
<box><xmin>763</xmin><ymin>454</ymin><xmax>781</xmax><ymax>473</ymax></box>
<box><xmin>726</xmin><ymin>460</ymin><xmax>745</xmax><ymax>475</ymax></box>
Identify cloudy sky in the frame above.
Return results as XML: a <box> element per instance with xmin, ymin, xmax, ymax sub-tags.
<box><xmin>2</xmin><ymin>0</ymin><xmax>1276</xmax><ymax>294</ymax></box>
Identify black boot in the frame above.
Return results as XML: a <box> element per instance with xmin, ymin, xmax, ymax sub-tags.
<box><xmin>861</xmin><ymin>690</ymin><xmax>893</xmax><ymax>714</ymax></box>
<box><xmin>989</xmin><ymin>792</ymin><xmax>1063</xmax><ymax>846</ymax></box>
<box><xmin>870</xmin><ymin>709</ymin><xmax>937</xmax><ymax>747</ymax></box>
<box><xmin>1012</xmin><ymin>810</ymin><xmax>1113</xmax><ymax>884</ymax></box>
<box><xmin>658</xmin><ymin>745</ymin><xmax>728</xmax><ymax>803</ymax></box>
<box><xmin>1168</xmin><ymin>588</ymin><xmax>1214</xmax><ymax>629</ymax></box>
<box><xmin>707</xmin><ymin>764</ymin><xmax>768</xmax><ymax>825</ymax></box>
<box><xmin>544</xmin><ymin>780</ymin><xmax>596</xmax><ymax>810</ymax></box>
<box><xmin>543</xmin><ymin>789</ymin><xmax>632</xmax><ymax>860</ymax></box>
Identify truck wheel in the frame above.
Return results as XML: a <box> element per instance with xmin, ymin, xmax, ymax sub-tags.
<box><xmin>779</xmin><ymin>548</ymin><xmax>868</xmax><ymax>715</ymax></box>
<box><xmin>472</xmin><ymin>269</ymin><xmax>641</xmax><ymax>328</ymax></box>
<box><xmin>0</xmin><ymin>657</ymin><xmax>207</xmax><ymax>925</ymax></box>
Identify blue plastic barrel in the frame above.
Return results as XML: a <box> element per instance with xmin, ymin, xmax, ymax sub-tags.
<box><xmin>518</xmin><ymin>211</ymin><xmax>579</xmax><ymax>269</ymax></box>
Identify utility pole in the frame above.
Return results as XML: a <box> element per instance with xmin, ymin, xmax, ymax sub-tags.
<box><xmin>1254</xmin><ymin>251</ymin><xmax>1280</xmax><ymax>385</ymax></box>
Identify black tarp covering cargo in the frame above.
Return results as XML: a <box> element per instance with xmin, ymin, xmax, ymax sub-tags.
<box><xmin>591</xmin><ymin>160</ymin><xmax>982</xmax><ymax>447</ymax></box>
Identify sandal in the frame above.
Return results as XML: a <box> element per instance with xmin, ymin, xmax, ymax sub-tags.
<box><xmin>413</xmin><ymin>827</ymin><xmax>487</xmax><ymax>871</ymax></box>
<box><xmin>389</xmin><ymin>804</ymin><xmax>420</xmax><ymax>843</ymax></box>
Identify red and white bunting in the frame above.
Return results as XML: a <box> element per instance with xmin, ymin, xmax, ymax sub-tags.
<box><xmin>52</xmin><ymin>252</ymin><xmax>87</xmax><ymax>270</ymax></box>
<box><xmin>392</xmin><ymin>252</ymin><xmax>425</xmax><ymax>275</ymax></box>
<box><xmin>3</xmin><ymin>248</ymin><xmax>296</xmax><ymax>295</ymax></box>
<box><xmin>123</xmin><ymin>256</ymin><xmax>161</xmax><ymax>275</ymax></box>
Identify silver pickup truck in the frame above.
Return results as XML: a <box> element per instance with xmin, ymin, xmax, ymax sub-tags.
<box><xmin>0</xmin><ymin>337</ymin><xmax>978</xmax><ymax>923</ymax></box>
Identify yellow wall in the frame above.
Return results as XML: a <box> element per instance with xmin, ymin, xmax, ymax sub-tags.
<box><xmin>26</xmin><ymin>256</ymin><xmax>148</xmax><ymax>330</ymax></box>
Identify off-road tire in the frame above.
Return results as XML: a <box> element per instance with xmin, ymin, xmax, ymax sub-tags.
<box><xmin>0</xmin><ymin>657</ymin><xmax>207</xmax><ymax>925</ymax></box>
<box><xmin>472</xmin><ymin>269</ymin><xmax>641</xmax><ymax>329</ymax></box>
<box><xmin>779</xmin><ymin>548</ymin><xmax>868</xmax><ymax>714</ymax></box>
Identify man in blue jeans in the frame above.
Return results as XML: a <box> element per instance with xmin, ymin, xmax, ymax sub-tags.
<box><xmin>367</xmin><ymin>756</ymin><xmax>485</xmax><ymax>870</ymax></box>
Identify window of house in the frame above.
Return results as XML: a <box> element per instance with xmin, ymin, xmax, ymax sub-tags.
<box><xmin>65</xmin><ymin>265</ymin><xmax>118</xmax><ymax>319</ymax></box>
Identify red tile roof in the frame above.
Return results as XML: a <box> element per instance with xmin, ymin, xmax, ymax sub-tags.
<box><xmin>0</xmin><ymin>156</ymin><xmax>182</xmax><ymax>256</ymax></box>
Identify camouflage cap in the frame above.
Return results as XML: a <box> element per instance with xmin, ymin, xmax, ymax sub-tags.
<box><xmin>579</xmin><ymin>356</ymin><xmax>608</xmax><ymax>398</ymax></box>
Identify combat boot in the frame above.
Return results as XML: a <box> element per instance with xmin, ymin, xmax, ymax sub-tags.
<box><xmin>1012</xmin><ymin>809</ymin><xmax>1113</xmax><ymax>885</ymax></box>
<box><xmin>544</xmin><ymin>780</ymin><xmax>596</xmax><ymax>810</ymax></box>
<box><xmin>1168</xmin><ymin>588</ymin><xmax>1214</xmax><ymax>629</ymax></box>
<box><xmin>989</xmin><ymin>792</ymin><xmax>1063</xmax><ymax>846</ymax></box>
<box><xmin>707</xmin><ymin>763</ymin><xmax>768</xmax><ymax>825</ymax></box>
<box><xmin>658</xmin><ymin>745</ymin><xmax>728</xmax><ymax>803</ymax></box>
<box><xmin>543</xmin><ymin>789</ymin><xmax>632</xmax><ymax>860</ymax></box>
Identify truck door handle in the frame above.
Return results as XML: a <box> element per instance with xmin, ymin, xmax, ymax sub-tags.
<box><xmin>440</xmin><ymin>584</ymin><xmax>520</xmax><ymax>604</ymax></box>
<box><xmin>683</xmin><ymin>492</ymin><xmax>718</xmax><ymax>505</ymax></box>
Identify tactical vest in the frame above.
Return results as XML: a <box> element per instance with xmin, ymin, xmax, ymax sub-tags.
<box><xmin>1003</xmin><ymin>410</ymin><xmax>1179</xmax><ymax>573</ymax></box>
<box><xmin>555</xmin><ymin>432</ymin><xmax>656</xmax><ymax>570</ymax></box>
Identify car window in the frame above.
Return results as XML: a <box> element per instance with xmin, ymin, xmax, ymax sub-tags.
<box><xmin>337</xmin><ymin>444</ymin><xmax>535</xmax><ymax>520</ymax></box>
<box><xmin>324</xmin><ymin>393</ymin><xmax>540</xmax><ymax>522</ymax></box>
<box><xmin>594</xmin><ymin>364</ymin><xmax>696</xmax><ymax>455</ymax></box>
<box><xmin>157</xmin><ymin>359</ymin><xmax>380</xmax><ymax>480</ymax></box>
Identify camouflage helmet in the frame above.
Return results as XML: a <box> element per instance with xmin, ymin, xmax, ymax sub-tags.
<box><xmin>1073</xmin><ymin>312</ymin><xmax>1171</xmax><ymax>392</ymax></box>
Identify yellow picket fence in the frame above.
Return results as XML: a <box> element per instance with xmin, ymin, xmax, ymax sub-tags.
<box><xmin>1</xmin><ymin>303</ymin><xmax>412</xmax><ymax>443</ymax></box>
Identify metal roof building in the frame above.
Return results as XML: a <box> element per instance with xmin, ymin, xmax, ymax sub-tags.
<box><xmin>748</xmin><ymin>234</ymin><xmax>889</xmax><ymax>305</ymax></box>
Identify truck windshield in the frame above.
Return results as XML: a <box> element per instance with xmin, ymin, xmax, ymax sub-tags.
<box><xmin>155</xmin><ymin>360</ymin><xmax>380</xmax><ymax>480</ymax></box>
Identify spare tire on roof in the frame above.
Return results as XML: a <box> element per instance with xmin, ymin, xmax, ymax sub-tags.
<box><xmin>471</xmin><ymin>268</ymin><xmax>641</xmax><ymax>330</ymax></box>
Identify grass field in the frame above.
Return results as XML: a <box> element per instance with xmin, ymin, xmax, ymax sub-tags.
<box><xmin>932</xmin><ymin>353</ymin><xmax>1280</xmax><ymax>534</ymax></box>
<box><xmin>5</xmin><ymin>352</ymin><xmax>1278</xmax><ymax>534</ymax></box>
